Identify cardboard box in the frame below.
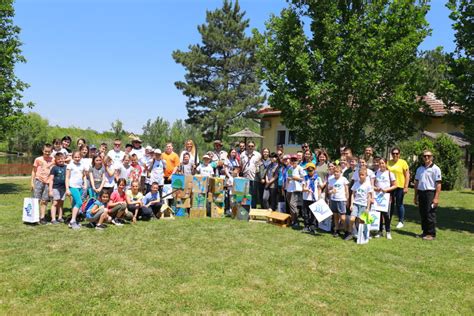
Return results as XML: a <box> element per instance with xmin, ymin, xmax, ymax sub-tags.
<box><xmin>210</xmin><ymin>202</ymin><xmax>224</xmax><ymax>218</ymax></box>
<box><xmin>171</xmin><ymin>174</ymin><xmax>185</xmax><ymax>189</ymax></box>
<box><xmin>192</xmin><ymin>176</ymin><xmax>208</xmax><ymax>194</ymax></box>
<box><xmin>209</xmin><ymin>177</ymin><xmax>225</xmax><ymax>194</ymax></box>
<box><xmin>192</xmin><ymin>193</ymin><xmax>207</xmax><ymax>209</ymax></box>
<box><xmin>190</xmin><ymin>208</ymin><xmax>206</xmax><ymax>218</ymax></box>
<box><xmin>233</xmin><ymin>177</ymin><xmax>249</xmax><ymax>194</ymax></box>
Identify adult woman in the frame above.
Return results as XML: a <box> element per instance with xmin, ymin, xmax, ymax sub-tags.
<box><xmin>387</xmin><ymin>147</ymin><xmax>410</xmax><ymax>228</ymax></box>
<box><xmin>300</xmin><ymin>149</ymin><xmax>313</xmax><ymax>168</ymax></box>
<box><xmin>180</xmin><ymin>139</ymin><xmax>199</xmax><ymax>165</ymax></box>
<box><xmin>224</xmin><ymin>149</ymin><xmax>240</xmax><ymax>214</ymax></box>
<box><xmin>256</xmin><ymin>148</ymin><xmax>271</xmax><ymax>207</ymax></box>
<box><xmin>316</xmin><ymin>151</ymin><xmax>330</xmax><ymax>188</ymax></box>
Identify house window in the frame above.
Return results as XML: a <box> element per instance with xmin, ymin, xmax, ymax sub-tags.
<box><xmin>277</xmin><ymin>130</ymin><xmax>286</xmax><ymax>145</ymax></box>
<box><xmin>288</xmin><ymin>131</ymin><xmax>297</xmax><ymax>144</ymax></box>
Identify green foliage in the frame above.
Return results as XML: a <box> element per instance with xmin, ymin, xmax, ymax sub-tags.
<box><xmin>0</xmin><ymin>1</ymin><xmax>33</xmax><ymax>140</ymax></box>
<box><xmin>256</xmin><ymin>0</ymin><xmax>430</xmax><ymax>157</ymax></box>
<box><xmin>173</xmin><ymin>0</ymin><xmax>264</xmax><ymax>141</ymax></box>
<box><xmin>7</xmin><ymin>112</ymin><xmax>49</xmax><ymax>154</ymax></box>
<box><xmin>399</xmin><ymin>134</ymin><xmax>464</xmax><ymax>190</ymax></box>
<box><xmin>440</xmin><ymin>0</ymin><xmax>473</xmax><ymax>153</ymax></box>
<box><xmin>415</xmin><ymin>47</ymin><xmax>450</xmax><ymax>96</ymax></box>
<box><xmin>110</xmin><ymin>119</ymin><xmax>125</xmax><ymax>139</ymax></box>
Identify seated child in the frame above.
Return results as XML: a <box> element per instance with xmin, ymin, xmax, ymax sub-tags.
<box><xmin>86</xmin><ymin>190</ymin><xmax>112</xmax><ymax>230</ymax></box>
<box><xmin>126</xmin><ymin>181</ymin><xmax>152</xmax><ymax>223</ymax></box>
<box><xmin>107</xmin><ymin>178</ymin><xmax>129</xmax><ymax>224</ymax></box>
<box><xmin>142</xmin><ymin>182</ymin><xmax>162</xmax><ymax>218</ymax></box>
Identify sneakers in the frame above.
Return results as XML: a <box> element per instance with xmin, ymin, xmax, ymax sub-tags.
<box><xmin>111</xmin><ymin>219</ymin><xmax>124</xmax><ymax>226</ymax></box>
<box><xmin>39</xmin><ymin>218</ymin><xmax>48</xmax><ymax>225</ymax></box>
<box><xmin>50</xmin><ymin>219</ymin><xmax>60</xmax><ymax>225</ymax></box>
<box><xmin>396</xmin><ymin>222</ymin><xmax>404</xmax><ymax>229</ymax></box>
<box><xmin>422</xmin><ymin>235</ymin><xmax>435</xmax><ymax>241</ymax></box>
<box><xmin>95</xmin><ymin>224</ymin><xmax>107</xmax><ymax>230</ymax></box>
<box><xmin>68</xmin><ymin>222</ymin><xmax>81</xmax><ymax>230</ymax></box>
<box><xmin>57</xmin><ymin>217</ymin><xmax>65</xmax><ymax>223</ymax></box>
<box><xmin>301</xmin><ymin>227</ymin><xmax>311</xmax><ymax>233</ymax></box>
<box><xmin>332</xmin><ymin>231</ymin><xmax>339</xmax><ymax>238</ymax></box>
<box><xmin>344</xmin><ymin>233</ymin><xmax>354</xmax><ymax>241</ymax></box>
<box><xmin>374</xmin><ymin>232</ymin><xmax>382</xmax><ymax>238</ymax></box>
<box><xmin>386</xmin><ymin>232</ymin><xmax>392</xmax><ymax>240</ymax></box>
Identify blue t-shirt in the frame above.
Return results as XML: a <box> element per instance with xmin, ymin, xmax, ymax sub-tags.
<box><xmin>50</xmin><ymin>165</ymin><xmax>67</xmax><ymax>189</ymax></box>
<box><xmin>143</xmin><ymin>192</ymin><xmax>160</xmax><ymax>205</ymax></box>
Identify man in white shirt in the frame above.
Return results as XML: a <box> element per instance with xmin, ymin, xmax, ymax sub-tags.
<box><xmin>414</xmin><ymin>150</ymin><xmax>442</xmax><ymax>241</ymax></box>
<box><xmin>130</xmin><ymin>137</ymin><xmax>145</xmax><ymax>162</ymax></box>
<box><xmin>240</xmin><ymin>141</ymin><xmax>262</xmax><ymax>208</ymax></box>
<box><xmin>107</xmin><ymin>139</ymin><xmax>125</xmax><ymax>169</ymax></box>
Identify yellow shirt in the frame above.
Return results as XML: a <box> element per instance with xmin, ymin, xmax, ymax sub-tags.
<box><xmin>388</xmin><ymin>159</ymin><xmax>409</xmax><ymax>188</ymax></box>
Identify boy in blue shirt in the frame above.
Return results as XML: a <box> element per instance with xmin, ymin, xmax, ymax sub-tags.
<box><xmin>48</xmin><ymin>152</ymin><xmax>67</xmax><ymax>224</ymax></box>
<box><xmin>142</xmin><ymin>182</ymin><xmax>163</xmax><ymax>218</ymax></box>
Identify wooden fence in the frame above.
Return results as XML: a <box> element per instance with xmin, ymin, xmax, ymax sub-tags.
<box><xmin>0</xmin><ymin>164</ymin><xmax>31</xmax><ymax>176</ymax></box>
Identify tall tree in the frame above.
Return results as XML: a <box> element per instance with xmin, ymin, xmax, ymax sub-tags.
<box><xmin>256</xmin><ymin>0</ymin><xmax>430</xmax><ymax>157</ymax></box>
<box><xmin>172</xmin><ymin>0</ymin><xmax>264</xmax><ymax>141</ymax></box>
<box><xmin>415</xmin><ymin>47</ymin><xmax>449</xmax><ymax>96</ymax></box>
<box><xmin>141</xmin><ymin>116</ymin><xmax>170</xmax><ymax>149</ymax></box>
<box><xmin>0</xmin><ymin>1</ymin><xmax>33</xmax><ymax>140</ymax></box>
<box><xmin>111</xmin><ymin>119</ymin><xmax>124</xmax><ymax>138</ymax></box>
<box><xmin>441</xmin><ymin>0</ymin><xmax>473</xmax><ymax>151</ymax></box>
<box><xmin>7</xmin><ymin>112</ymin><xmax>48</xmax><ymax>155</ymax></box>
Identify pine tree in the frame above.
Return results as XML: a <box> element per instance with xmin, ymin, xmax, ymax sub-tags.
<box><xmin>172</xmin><ymin>0</ymin><xmax>264</xmax><ymax>141</ymax></box>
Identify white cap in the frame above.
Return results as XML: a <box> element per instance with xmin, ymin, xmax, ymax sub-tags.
<box><xmin>202</xmin><ymin>154</ymin><xmax>210</xmax><ymax>160</ymax></box>
<box><xmin>145</xmin><ymin>145</ymin><xmax>153</xmax><ymax>151</ymax></box>
<box><xmin>154</xmin><ymin>149</ymin><xmax>162</xmax><ymax>154</ymax></box>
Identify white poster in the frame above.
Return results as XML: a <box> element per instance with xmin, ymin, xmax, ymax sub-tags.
<box><xmin>162</xmin><ymin>184</ymin><xmax>173</xmax><ymax>200</ymax></box>
<box><xmin>372</xmin><ymin>192</ymin><xmax>390</xmax><ymax>213</ymax></box>
<box><xmin>309</xmin><ymin>199</ymin><xmax>333</xmax><ymax>223</ymax></box>
<box><xmin>23</xmin><ymin>198</ymin><xmax>39</xmax><ymax>223</ymax></box>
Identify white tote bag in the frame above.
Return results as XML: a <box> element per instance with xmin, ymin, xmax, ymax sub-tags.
<box><xmin>23</xmin><ymin>197</ymin><xmax>40</xmax><ymax>223</ymax></box>
<box><xmin>368</xmin><ymin>211</ymin><xmax>381</xmax><ymax>231</ymax></box>
<box><xmin>309</xmin><ymin>199</ymin><xmax>333</xmax><ymax>223</ymax></box>
<box><xmin>356</xmin><ymin>223</ymin><xmax>370</xmax><ymax>245</ymax></box>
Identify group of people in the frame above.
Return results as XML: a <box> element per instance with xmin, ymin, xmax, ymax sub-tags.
<box><xmin>30</xmin><ymin>136</ymin><xmax>442</xmax><ymax>240</ymax></box>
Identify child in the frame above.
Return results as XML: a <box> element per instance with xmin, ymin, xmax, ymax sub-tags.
<box><xmin>89</xmin><ymin>155</ymin><xmax>105</xmax><ymax>199</ymax></box>
<box><xmin>99</xmin><ymin>143</ymin><xmax>108</xmax><ymax>159</ymax></box>
<box><xmin>263</xmin><ymin>152</ymin><xmax>280</xmax><ymax>211</ymax></box>
<box><xmin>86</xmin><ymin>190</ymin><xmax>111</xmax><ymax>230</ymax></box>
<box><xmin>126</xmin><ymin>181</ymin><xmax>152</xmax><ymax>223</ymax></box>
<box><xmin>147</xmin><ymin>149</ymin><xmax>166</xmax><ymax>194</ymax></box>
<box><xmin>352</xmin><ymin>158</ymin><xmax>375</xmax><ymax>186</ymax></box>
<box><xmin>286</xmin><ymin>155</ymin><xmax>306</xmax><ymax>227</ymax></box>
<box><xmin>117</xmin><ymin>154</ymin><xmax>132</xmax><ymax>189</ymax></box>
<box><xmin>48</xmin><ymin>152</ymin><xmax>67</xmax><ymax>224</ymax></box>
<box><xmin>347</xmin><ymin>167</ymin><xmax>374</xmax><ymax>240</ymax></box>
<box><xmin>51</xmin><ymin>138</ymin><xmax>69</xmax><ymax>159</ymax></box>
<box><xmin>108</xmin><ymin>178</ymin><xmax>129</xmax><ymax>223</ymax></box>
<box><xmin>31</xmin><ymin>143</ymin><xmax>54</xmax><ymax>225</ymax></box>
<box><xmin>129</xmin><ymin>154</ymin><xmax>143</xmax><ymax>185</ymax></box>
<box><xmin>142</xmin><ymin>182</ymin><xmax>162</xmax><ymax>218</ymax></box>
<box><xmin>103</xmin><ymin>156</ymin><xmax>116</xmax><ymax>193</ymax></box>
<box><xmin>328</xmin><ymin>165</ymin><xmax>350</xmax><ymax>237</ymax></box>
<box><xmin>66</xmin><ymin>151</ymin><xmax>87</xmax><ymax>230</ymax></box>
<box><xmin>302</xmin><ymin>162</ymin><xmax>322</xmax><ymax>234</ymax></box>
<box><xmin>172</xmin><ymin>152</ymin><xmax>195</xmax><ymax>176</ymax></box>
<box><xmin>196</xmin><ymin>154</ymin><xmax>215</xmax><ymax>177</ymax></box>
<box><xmin>374</xmin><ymin>158</ymin><xmax>397</xmax><ymax>239</ymax></box>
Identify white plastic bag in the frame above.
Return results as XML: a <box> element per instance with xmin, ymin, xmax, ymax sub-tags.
<box><xmin>23</xmin><ymin>197</ymin><xmax>39</xmax><ymax>223</ymax></box>
<box><xmin>357</xmin><ymin>223</ymin><xmax>370</xmax><ymax>245</ymax></box>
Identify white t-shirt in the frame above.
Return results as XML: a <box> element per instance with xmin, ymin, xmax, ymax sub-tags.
<box><xmin>107</xmin><ymin>149</ymin><xmax>125</xmax><ymax>168</ymax></box>
<box><xmin>375</xmin><ymin>170</ymin><xmax>396</xmax><ymax>190</ymax></box>
<box><xmin>240</xmin><ymin>151</ymin><xmax>262</xmax><ymax>181</ymax></box>
<box><xmin>130</xmin><ymin>147</ymin><xmax>145</xmax><ymax>162</ymax></box>
<box><xmin>352</xmin><ymin>168</ymin><xmax>375</xmax><ymax>182</ymax></box>
<box><xmin>351</xmin><ymin>180</ymin><xmax>373</xmax><ymax>206</ymax></box>
<box><xmin>197</xmin><ymin>164</ymin><xmax>214</xmax><ymax>177</ymax></box>
<box><xmin>67</xmin><ymin>162</ymin><xmax>86</xmax><ymax>188</ymax></box>
<box><xmin>180</xmin><ymin>150</ymin><xmax>199</xmax><ymax>165</ymax></box>
<box><xmin>81</xmin><ymin>158</ymin><xmax>92</xmax><ymax>172</ymax></box>
<box><xmin>415</xmin><ymin>164</ymin><xmax>442</xmax><ymax>191</ymax></box>
<box><xmin>286</xmin><ymin>165</ymin><xmax>306</xmax><ymax>193</ymax></box>
<box><xmin>302</xmin><ymin>175</ymin><xmax>323</xmax><ymax>201</ymax></box>
<box><xmin>104</xmin><ymin>165</ymin><xmax>116</xmax><ymax>189</ymax></box>
<box><xmin>51</xmin><ymin>148</ymin><xmax>68</xmax><ymax>158</ymax></box>
<box><xmin>328</xmin><ymin>175</ymin><xmax>349</xmax><ymax>201</ymax></box>
<box><xmin>118</xmin><ymin>165</ymin><xmax>132</xmax><ymax>188</ymax></box>
<box><xmin>149</xmin><ymin>159</ymin><xmax>166</xmax><ymax>185</ymax></box>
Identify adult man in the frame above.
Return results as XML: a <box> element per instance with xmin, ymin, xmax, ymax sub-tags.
<box><xmin>107</xmin><ymin>139</ymin><xmax>125</xmax><ymax>169</ymax></box>
<box><xmin>130</xmin><ymin>137</ymin><xmax>145</xmax><ymax>162</ymax></box>
<box><xmin>364</xmin><ymin>146</ymin><xmax>375</xmax><ymax>171</ymax></box>
<box><xmin>240</xmin><ymin>141</ymin><xmax>262</xmax><ymax>208</ymax></box>
<box><xmin>414</xmin><ymin>150</ymin><xmax>442</xmax><ymax>241</ymax></box>
<box><xmin>212</xmin><ymin>140</ymin><xmax>228</xmax><ymax>162</ymax></box>
<box><xmin>162</xmin><ymin>142</ymin><xmax>180</xmax><ymax>184</ymax></box>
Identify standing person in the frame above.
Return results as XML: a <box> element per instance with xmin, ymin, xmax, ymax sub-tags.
<box><xmin>76</xmin><ymin>138</ymin><xmax>86</xmax><ymax>149</ymax></box>
<box><xmin>352</xmin><ymin>158</ymin><xmax>376</xmax><ymax>187</ymax></box>
<box><xmin>240</xmin><ymin>141</ymin><xmax>262</xmax><ymax>209</ymax></box>
<box><xmin>279</xmin><ymin>155</ymin><xmax>290</xmax><ymax>213</ymax></box>
<box><xmin>48</xmin><ymin>152</ymin><xmax>67</xmax><ymax>224</ymax></box>
<box><xmin>51</xmin><ymin>138</ymin><xmax>69</xmax><ymax>158</ymax></box>
<box><xmin>99</xmin><ymin>143</ymin><xmax>108</xmax><ymax>159</ymax></box>
<box><xmin>316</xmin><ymin>151</ymin><xmax>330</xmax><ymax>198</ymax></box>
<box><xmin>66</xmin><ymin>151</ymin><xmax>87</xmax><ymax>230</ymax></box>
<box><xmin>257</xmin><ymin>148</ymin><xmax>271</xmax><ymax>207</ymax></box>
<box><xmin>302</xmin><ymin>162</ymin><xmax>322</xmax><ymax>233</ymax></box>
<box><xmin>286</xmin><ymin>155</ymin><xmax>305</xmax><ymax>228</ymax></box>
<box><xmin>130</xmin><ymin>137</ymin><xmax>145</xmax><ymax>162</ymax></box>
<box><xmin>263</xmin><ymin>152</ymin><xmax>279</xmax><ymax>211</ymax></box>
<box><xmin>363</xmin><ymin>146</ymin><xmax>375</xmax><ymax>171</ymax></box>
<box><xmin>328</xmin><ymin>165</ymin><xmax>350</xmax><ymax>237</ymax></box>
<box><xmin>162</xmin><ymin>143</ymin><xmax>180</xmax><ymax>184</ymax></box>
<box><xmin>212</xmin><ymin>140</ymin><xmax>228</xmax><ymax>162</ymax></box>
<box><xmin>180</xmin><ymin>139</ymin><xmax>199</xmax><ymax>165</ymax></box>
<box><xmin>107</xmin><ymin>139</ymin><xmax>125</xmax><ymax>169</ymax></box>
<box><xmin>124</xmin><ymin>144</ymin><xmax>133</xmax><ymax>154</ymax></box>
<box><xmin>414</xmin><ymin>150</ymin><xmax>442</xmax><ymax>241</ymax></box>
<box><xmin>374</xmin><ymin>158</ymin><xmax>397</xmax><ymax>239</ymax></box>
<box><xmin>61</xmin><ymin>136</ymin><xmax>72</xmax><ymax>154</ymax></box>
<box><xmin>196</xmin><ymin>154</ymin><xmax>215</xmax><ymax>177</ymax></box>
<box><xmin>173</xmin><ymin>152</ymin><xmax>195</xmax><ymax>176</ymax></box>
<box><xmin>88</xmin><ymin>155</ymin><xmax>105</xmax><ymax>199</ymax></box>
<box><xmin>300</xmin><ymin>149</ymin><xmax>313</xmax><ymax>168</ymax></box>
<box><xmin>147</xmin><ymin>149</ymin><xmax>166</xmax><ymax>194</ymax></box>
<box><xmin>347</xmin><ymin>167</ymin><xmax>373</xmax><ymax>240</ymax></box>
<box><xmin>117</xmin><ymin>154</ymin><xmax>133</xmax><ymax>190</ymax></box>
<box><xmin>103</xmin><ymin>156</ymin><xmax>116</xmax><ymax>193</ymax></box>
<box><xmin>31</xmin><ymin>143</ymin><xmax>54</xmax><ymax>225</ymax></box>
<box><xmin>129</xmin><ymin>154</ymin><xmax>143</xmax><ymax>186</ymax></box>
<box><xmin>388</xmin><ymin>147</ymin><xmax>410</xmax><ymax>229</ymax></box>
<box><xmin>224</xmin><ymin>149</ymin><xmax>240</xmax><ymax>213</ymax></box>
<box><xmin>140</xmin><ymin>146</ymin><xmax>154</xmax><ymax>192</ymax></box>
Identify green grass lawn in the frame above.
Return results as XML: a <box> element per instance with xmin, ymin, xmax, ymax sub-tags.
<box><xmin>1</xmin><ymin>178</ymin><xmax>473</xmax><ymax>314</ymax></box>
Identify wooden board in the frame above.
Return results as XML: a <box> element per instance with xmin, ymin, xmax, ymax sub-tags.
<box><xmin>189</xmin><ymin>208</ymin><xmax>206</xmax><ymax>218</ymax></box>
<box><xmin>267</xmin><ymin>211</ymin><xmax>291</xmax><ymax>227</ymax></box>
<box><xmin>249</xmin><ymin>209</ymin><xmax>272</xmax><ymax>222</ymax></box>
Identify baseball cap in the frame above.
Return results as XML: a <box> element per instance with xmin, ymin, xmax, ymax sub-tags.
<box><xmin>90</xmin><ymin>144</ymin><xmax>97</xmax><ymax>150</ymax></box>
<box><xmin>304</xmin><ymin>162</ymin><xmax>316</xmax><ymax>170</ymax></box>
<box><xmin>154</xmin><ymin>149</ymin><xmax>162</xmax><ymax>154</ymax></box>
<box><xmin>145</xmin><ymin>145</ymin><xmax>153</xmax><ymax>151</ymax></box>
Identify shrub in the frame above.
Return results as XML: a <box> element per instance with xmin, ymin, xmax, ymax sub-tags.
<box><xmin>398</xmin><ymin>134</ymin><xmax>463</xmax><ymax>190</ymax></box>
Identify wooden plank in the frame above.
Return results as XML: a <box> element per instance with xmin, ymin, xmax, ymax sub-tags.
<box><xmin>267</xmin><ymin>211</ymin><xmax>291</xmax><ymax>227</ymax></box>
<box><xmin>249</xmin><ymin>209</ymin><xmax>272</xmax><ymax>222</ymax></box>
<box><xmin>189</xmin><ymin>208</ymin><xmax>206</xmax><ymax>218</ymax></box>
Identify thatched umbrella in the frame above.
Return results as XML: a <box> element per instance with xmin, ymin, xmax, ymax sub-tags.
<box><xmin>228</xmin><ymin>128</ymin><xmax>264</xmax><ymax>145</ymax></box>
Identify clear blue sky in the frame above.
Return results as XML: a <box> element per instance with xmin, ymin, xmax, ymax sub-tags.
<box><xmin>15</xmin><ymin>0</ymin><xmax>456</xmax><ymax>134</ymax></box>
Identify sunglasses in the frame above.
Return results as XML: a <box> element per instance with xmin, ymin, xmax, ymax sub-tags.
<box><xmin>114</xmin><ymin>144</ymin><xmax>121</xmax><ymax>146</ymax></box>
<box><xmin>307</xmin><ymin>168</ymin><xmax>315</xmax><ymax>172</ymax></box>
<box><xmin>423</xmin><ymin>155</ymin><xmax>432</xmax><ymax>158</ymax></box>
<box><xmin>392</xmin><ymin>152</ymin><xmax>400</xmax><ymax>155</ymax></box>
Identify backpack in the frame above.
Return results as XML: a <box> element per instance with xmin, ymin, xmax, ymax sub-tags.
<box><xmin>80</xmin><ymin>197</ymin><xmax>97</xmax><ymax>215</ymax></box>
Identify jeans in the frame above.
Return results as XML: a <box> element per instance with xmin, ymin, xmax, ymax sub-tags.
<box><xmin>262</xmin><ymin>187</ymin><xmax>278</xmax><ymax>211</ymax></box>
<box><xmin>390</xmin><ymin>187</ymin><xmax>405</xmax><ymax>223</ymax></box>
<box><xmin>127</xmin><ymin>204</ymin><xmax>152</xmax><ymax>220</ymax></box>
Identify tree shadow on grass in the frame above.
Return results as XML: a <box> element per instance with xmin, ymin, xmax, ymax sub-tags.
<box><xmin>0</xmin><ymin>183</ymin><xmax>24</xmax><ymax>195</ymax></box>
<box><xmin>404</xmin><ymin>204</ymin><xmax>474</xmax><ymax>234</ymax></box>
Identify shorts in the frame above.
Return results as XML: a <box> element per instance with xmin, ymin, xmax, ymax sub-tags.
<box><xmin>351</xmin><ymin>203</ymin><xmax>367</xmax><ymax>218</ymax></box>
<box><xmin>34</xmin><ymin>179</ymin><xmax>50</xmax><ymax>201</ymax></box>
<box><xmin>52</xmin><ymin>188</ymin><xmax>66</xmax><ymax>201</ymax></box>
<box><xmin>330</xmin><ymin>200</ymin><xmax>346</xmax><ymax>214</ymax></box>
<box><xmin>87</xmin><ymin>208</ymin><xmax>104</xmax><ymax>223</ymax></box>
